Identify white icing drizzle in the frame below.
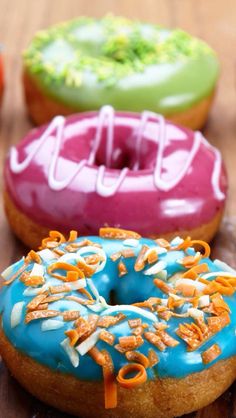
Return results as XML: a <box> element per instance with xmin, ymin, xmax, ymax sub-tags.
<box><xmin>9</xmin><ymin>106</ymin><xmax>224</xmax><ymax>199</ymax></box>
<box><xmin>135</xmin><ymin>110</ymin><xmax>202</xmax><ymax>191</ymax></box>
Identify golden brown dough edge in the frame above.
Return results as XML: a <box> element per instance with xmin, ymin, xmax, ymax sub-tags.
<box><xmin>0</xmin><ymin>325</ymin><xmax>235</xmax><ymax>418</ymax></box>
<box><xmin>4</xmin><ymin>190</ymin><xmax>224</xmax><ymax>249</ymax></box>
<box><xmin>23</xmin><ymin>70</ymin><xmax>215</xmax><ymax>130</ymax></box>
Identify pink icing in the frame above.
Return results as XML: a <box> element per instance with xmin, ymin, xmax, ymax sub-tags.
<box><xmin>4</xmin><ymin>107</ymin><xmax>227</xmax><ymax>236</ymax></box>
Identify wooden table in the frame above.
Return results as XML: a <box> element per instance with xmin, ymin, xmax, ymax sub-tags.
<box><xmin>0</xmin><ymin>0</ymin><xmax>236</xmax><ymax>416</ymax></box>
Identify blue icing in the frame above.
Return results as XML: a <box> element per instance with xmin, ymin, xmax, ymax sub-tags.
<box><xmin>0</xmin><ymin>235</ymin><xmax>236</xmax><ymax>382</ymax></box>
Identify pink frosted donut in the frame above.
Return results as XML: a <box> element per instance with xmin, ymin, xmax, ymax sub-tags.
<box><xmin>4</xmin><ymin>106</ymin><xmax>227</xmax><ymax>248</ymax></box>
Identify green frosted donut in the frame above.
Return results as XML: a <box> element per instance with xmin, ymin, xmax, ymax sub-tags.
<box><xmin>23</xmin><ymin>15</ymin><xmax>219</xmax><ymax>116</ymax></box>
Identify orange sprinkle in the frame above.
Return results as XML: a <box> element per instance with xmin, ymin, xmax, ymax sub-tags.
<box><xmin>171</xmin><ymin>236</ymin><xmax>192</xmax><ymax>251</ymax></box>
<box><xmin>203</xmin><ymin>281</ymin><xmax>221</xmax><ymax>295</ymax></box>
<box><xmin>80</xmin><ymin>288</ymin><xmax>94</xmax><ymax>301</ymax></box>
<box><xmin>121</xmin><ymin>249</ymin><xmax>135</xmax><ymax>258</ymax></box>
<box><xmin>204</xmin><ymin>279</ymin><xmax>235</xmax><ymax>297</ymax></box>
<box><xmin>207</xmin><ymin>312</ymin><xmax>230</xmax><ymax>333</ymax></box>
<box><xmin>3</xmin><ymin>261</ymin><xmax>28</xmax><ymax>286</ymax></box>
<box><xmin>153</xmin><ymin>278</ymin><xmax>174</xmax><ymax>295</ymax></box>
<box><xmin>118</xmin><ymin>335</ymin><xmax>144</xmax><ymax>351</ymax></box>
<box><xmin>97</xmin><ymin>313</ymin><xmax>126</xmax><ymax>328</ymax></box>
<box><xmin>148</xmin><ymin>349</ymin><xmax>159</xmax><ymax>367</ymax></box>
<box><xmin>84</xmin><ymin>254</ymin><xmax>103</xmax><ymax>266</ymax></box>
<box><xmin>74</xmin><ymin>317</ymin><xmax>91</xmax><ymax>339</ymax></box>
<box><xmin>65</xmin><ymin>295</ymin><xmax>94</xmax><ymax>305</ymax></box>
<box><xmin>26</xmin><ymin>250</ymin><xmax>41</xmax><ymax>264</ymax></box>
<box><xmin>110</xmin><ymin>252</ymin><xmax>122</xmax><ymax>262</ymax></box>
<box><xmin>25</xmin><ymin>309</ymin><xmax>59</xmax><ymax>324</ymax></box>
<box><xmin>171</xmin><ymin>312</ymin><xmax>189</xmax><ymax>319</ymax></box>
<box><xmin>27</xmin><ymin>294</ymin><xmax>47</xmax><ymax>311</ymax></box>
<box><xmin>99</xmin><ymin>227</ymin><xmax>141</xmax><ymax>240</ymax></box>
<box><xmin>132</xmin><ymin>301</ymin><xmax>153</xmax><ymax>311</ymax></box>
<box><xmin>65</xmin><ymin>240</ymin><xmax>95</xmax><ymax>252</ymax></box>
<box><xmin>157</xmin><ymin>309</ymin><xmax>172</xmax><ymax>321</ymax></box>
<box><xmin>178</xmin><ymin>252</ymin><xmax>202</xmax><ymax>269</ymax></box>
<box><xmin>66</xmin><ymin>271</ymin><xmax>80</xmax><ymax>282</ymax></box>
<box><xmin>53</xmin><ymin>249</ymin><xmax>65</xmax><ymax>257</ymax></box>
<box><xmin>175</xmin><ymin>282</ymin><xmax>196</xmax><ymax>297</ymax></box>
<box><xmin>88</xmin><ymin>314</ymin><xmax>99</xmax><ymax>333</ymax></box>
<box><xmin>132</xmin><ymin>326</ymin><xmax>146</xmax><ymax>336</ymax></box>
<box><xmin>183</xmin><ymin>263</ymin><xmax>209</xmax><ymax>279</ymax></box>
<box><xmin>24</xmin><ymin>275</ymin><xmax>45</xmax><ymax>287</ymax></box>
<box><xmin>153</xmin><ymin>322</ymin><xmax>168</xmax><ymax>331</ymax></box>
<box><xmin>228</xmin><ymin>278</ymin><xmax>236</xmax><ymax>286</ymax></box>
<box><xmin>48</xmin><ymin>262</ymin><xmax>85</xmax><ymax>281</ymax></box>
<box><xmin>144</xmin><ymin>332</ymin><xmax>166</xmax><ymax>351</ymax></box>
<box><xmin>114</xmin><ymin>344</ymin><xmax>128</xmax><ymax>354</ymax></box>
<box><xmin>102</xmin><ymin>350</ymin><xmax>117</xmax><ymax>409</ymax></box>
<box><xmin>128</xmin><ymin>318</ymin><xmax>142</xmax><ymax>328</ymax></box>
<box><xmin>50</xmin><ymin>284</ymin><xmax>71</xmax><ymax>294</ymax></box>
<box><xmin>88</xmin><ymin>346</ymin><xmax>106</xmax><ymax>366</ymax></box>
<box><xmin>65</xmin><ymin>329</ymin><xmax>79</xmax><ymax>346</ymax></box>
<box><xmin>133</xmin><ymin>297</ymin><xmax>160</xmax><ymax>311</ymax></box>
<box><xmin>155</xmin><ymin>238</ymin><xmax>170</xmax><ymax>250</ymax></box>
<box><xmin>188</xmin><ymin>296</ymin><xmax>199</xmax><ymax>308</ymax></box>
<box><xmin>125</xmin><ymin>351</ymin><xmax>149</xmax><ymax>368</ymax></box>
<box><xmin>118</xmin><ymin>261</ymin><xmax>128</xmax><ymax>277</ymax></box>
<box><xmin>117</xmin><ymin>363</ymin><xmax>147</xmax><ymax>389</ymax></box>
<box><xmin>215</xmin><ymin>277</ymin><xmax>235</xmax><ymax>296</ymax></box>
<box><xmin>63</xmin><ymin>310</ymin><xmax>81</xmax><ymax>321</ymax></box>
<box><xmin>99</xmin><ymin>330</ymin><xmax>115</xmax><ymax>346</ymax></box>
<box><xmin>157</xmin><ymin>330</ymin><xmax>179</xmax><ymax>347</ymax></box>
<box><xmin>211</xmin><ymin>293</ymin><xmax>231</xmax><ymax>314</ymax></box>
<box><xmin>68</xmin><ymin>230</ymin><xmax>78</xmax><ymax>242</ymax></box>
<box><xmin>175</xmin><ymin>322</ymin><xmax>207</xmax><ymax>351</ymax></box>
<box><xmin>146</xmin><ymin>250</ymin><xmax>158</xmax><ymax>264</ymax></box>
<box><xmin>37</xmin><ymin>303</ymin><xmax>49</xmax><ymax>310</ymax></box>
<box><xmin>19</xmin><ymin>271</ymin><xmax>30</xmax><ymax>283</ymax></box>
<box><xmin>167</xmin><ymin>296</ymin><xmax>184</xmax><ymax>309</ymax></box>
<box><xmin>201</xmin><ymin>343</ymin><xmax>221</xmax><ymax>364</ymax></box>
<box><xmin>195</xmin><ymin>317</ymin><xmax>209</xmax><ymax>335</ymax></box>
<box><xmin>41</xmin><ymin>231</ymin><xmax>66</xmax><ymax>249</ymax></box>
<box><xmin>65</xmin><ymin>245</ymin><xmax>78</xmax><ymax>253</ymax></box>
<box><xmin>134</xmin><ymin>245</ymin><xmax>149</xmax><ymax>272</ymax></box>
<box><xmin>43</xmin><ymin>295</ymin><xmax>63</xmax><ymax>303</ymax></box>
<box><xmin>216</xmin><ymin>286</ymin><xmax>235</xmax><ymax>297</ymax></box>
<box><xmin>216</xmin><ymin>276</ymin><xmax>234</xmax><ymax>288</ymax></box>
<box><xmin>191</xmin><ymin>323</ymin><xmax>204</xmax><ymax>342</ymax></box>
<box><xmin>77</xmin><ymin>259</ymin><xmax>95</xmax><ymax>278</ymax></box>
<box><xmin>190</xmin><ymin>240</ymin><xmax>211</xmax><ymax>258</ymax></box>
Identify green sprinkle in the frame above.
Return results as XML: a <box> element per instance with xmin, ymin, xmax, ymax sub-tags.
<box><xmin>23</xmin><ymin>14</ymin><xmax>216</xmax><ymax>88</ymax></box>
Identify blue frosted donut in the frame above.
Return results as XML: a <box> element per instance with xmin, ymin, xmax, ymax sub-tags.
<box><xmin>0</xmin><ymin>228</ymin><xmax>235</xmax><ymax>417</ymax></box>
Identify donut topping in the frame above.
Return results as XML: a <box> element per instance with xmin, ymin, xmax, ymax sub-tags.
<box><xmin>1</xmin><ymin>228</ymin><xmax>236</xmax><ymax>410</ymax></box>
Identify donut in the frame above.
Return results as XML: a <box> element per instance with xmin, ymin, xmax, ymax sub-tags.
<box><xmin>22</xmin><ymin>15</ymin><xmax>219</xmax><ymax>129</ymax></box>
<box><xmin>4</xmin><ymin>106</ymin><xmax>227</xmax><ymax>249</ymax></box>
<box><xmin>0</xmin><ymin>229</ymin><xmax>235</xmax><ymax>418</ymax></box>
<box><xmin>0</xmin><ymin>51</ymin><xmax>4</xmax><ymax>105</ymax></box>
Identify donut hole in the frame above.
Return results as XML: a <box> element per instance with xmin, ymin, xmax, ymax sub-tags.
<box><xmin>94</xmin><ymin>146</ymin><xmax>133</xmax><ymax>170</ymax></box>
<box><xmin>64</xmin><ymin>115</ymin><xmax>161</xmax><ymax>171</ymax></box>
<box><xmin>92</xmin><ymin>124</ymin><xmax>157</xmax><ymax>171</ymax></box>
<box><xmin>109</xmin><ymin>289</ymin><xmax>118</xmax><ymax>305</ymax></box>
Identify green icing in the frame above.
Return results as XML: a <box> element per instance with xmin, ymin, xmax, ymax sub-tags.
<box><xmin>23</xmin><ymin>15</ymin><xmax>219</xmax><ymax>114</ymax></box>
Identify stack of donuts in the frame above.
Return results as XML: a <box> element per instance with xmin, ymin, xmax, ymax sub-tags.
<box><xmin>0</xmin><ymin>13</ymin><xmax>235</xmax><ymax>418</ymax></box>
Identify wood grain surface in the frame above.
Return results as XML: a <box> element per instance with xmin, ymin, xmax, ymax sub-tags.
<box><xmin>0</xmin><ymin>0</ymin><xmax>236</xmax><ymax>417</ymax></box>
